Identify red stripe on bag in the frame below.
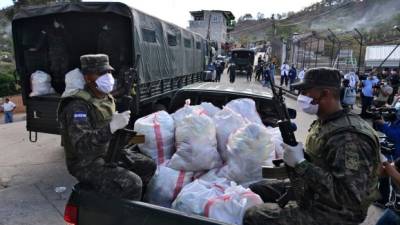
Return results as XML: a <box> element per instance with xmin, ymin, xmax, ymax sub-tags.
<box><xmin>172</xmin><ymin>171</ymin><xmax>186</xmax><ymax>200</ymax></box>
<box><xmin>153</xmin><ymin>114</ymin><xmax>165</xmax><ymax>165</ymax></box>
<box><xmin>212</xmin><ymin>184</ymin><xmax>225</xmax><ymax>192</ymax></box>
<box><xmin>204</xmin><ymin>195</ymin><xmax>231</xmax><ymax>217</ymax></box>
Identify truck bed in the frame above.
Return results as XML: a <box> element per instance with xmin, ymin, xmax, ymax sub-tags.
<box><xmin>68</xmin><ymin>184</ymin><xmax>229</xmax><ymax>225</ymax></box>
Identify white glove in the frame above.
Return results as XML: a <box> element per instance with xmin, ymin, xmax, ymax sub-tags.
<box><xmin>109</xmin><ymin>110</ymin><xmax>131</xmax><ymax>134</ymax></box>
<box><xmin>281</xmin><ymin>142</ymin><xmax>305</xmax><ymax>167</ymax></box>
<box><xmin>380</xmin><ymin>153</ymin><xmax>388</xmax><ymax>163</ymax></box>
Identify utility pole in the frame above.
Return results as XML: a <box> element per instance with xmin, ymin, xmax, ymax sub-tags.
<box><xmin>206</xmin><ymin>13</ymin><xmax>212</xmax><ymax>64</ymax></box>
<box><xmin>271</xmin><ymin>14</ymin><xmax>276</xmax><ymax>37</ymax></box>
<box><xmin>393</xmin><ymin>26</ymin><xmax>400</xmax><ymax>70</ymax></box>
<box><xmin>353</xmin><ymin>28</ymin><xmax>363</xmax><ymax>75</ymax></box>
<box><xmin>328</xmin><ymin>28</ymin><xmax>340</xmax><ymax>69</ymax></box>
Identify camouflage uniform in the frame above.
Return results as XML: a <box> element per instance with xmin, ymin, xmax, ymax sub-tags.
<box><xmin>244</xmin><ymin>68</ymin><xmax>380</xmax><ymax>225</ymax></box>
<box><xmin>58</xmin><ymin>56</ymin><xmax>155</xmax><ymax>200</ymax></box>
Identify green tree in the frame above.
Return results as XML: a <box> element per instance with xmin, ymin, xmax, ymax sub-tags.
<box><xmin>5</xmin><ymin>0</ymin><xmax>81</xmax><ymax>20</ymax></box>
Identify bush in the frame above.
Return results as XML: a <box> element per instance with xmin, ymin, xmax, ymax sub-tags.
<box><xmin>0</xmin><ymin>62</ymin><xmax>19</xmax><ymax>97</ymax></box>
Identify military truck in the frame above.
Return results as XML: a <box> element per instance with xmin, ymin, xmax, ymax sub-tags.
<box><xmin>12</xmin><ymin>2</ymin><xmax>208</xmax><ymax>140</ymax></box>
<box><xmin>230</xmin><ymin>48</ymin><xmax>255</xmax><ymax>76</ymax></box>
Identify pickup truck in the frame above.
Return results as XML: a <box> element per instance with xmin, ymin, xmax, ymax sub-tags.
<box><xmin>64</xmin><ymin>82</ymin><xmax>294</xmax><ymax>225</ymax></box>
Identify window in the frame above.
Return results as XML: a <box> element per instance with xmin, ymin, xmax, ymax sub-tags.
<box><xmin>184</xmin><ymin>38</ymin><xmax>192</xmax><ymax>48</ymax></box>
<box><xmin>167</xmin><ymin>34</ymin><xmax>177</xmax><ymax>46</ymax></box>
<box><xmin>212</xmin><ymin>15</ymin><xmax>221</xmax><ymax>23</ymax></box>
<box><xmin>141</xmin><ymin>28</ymin><xmax>156</xmax><ymax>43</ymax></box>
<box><xmin>194</xmin><ymin>15</ymin><xmax>204</xmax><ymax>21</ymax></box>
<box><xmin>196</xmin><ymin>42</ymin><xmax>201</xmax><ymax>50</ymax></box>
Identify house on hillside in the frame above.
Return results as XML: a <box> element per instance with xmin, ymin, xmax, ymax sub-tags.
<box><xmin>188</xmin><ymin>10</ymin><xmax>235</xmax><ymax>55</ymax></box>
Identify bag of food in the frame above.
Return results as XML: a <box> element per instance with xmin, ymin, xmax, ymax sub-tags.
<box><xmin>265</xmin><ymin>126</ymin><xmax>284</xmax><ymax>162</ymax></box>
<box><xmin>29</xmin><ymin>70</ymin><xmax>55</xmax><ymax>97</ymax></box>
<box><xmin>172</xmin><ymin>178</ymin><xmax>230</xmax><ymax>215</ymax></box>
<box><xmin>205</xmin><ymin>185</ymin><xmax>263</xmax><ymax>225</ymax></box>
<box><xmin>134</xmin><ymin>111</ymin><xmax>175</xmax><ymax>165</ymax></box>
<box><xmin>168</xmin><ymin>113</ymin><xmax>222</xmax><ymax>171</ymax></box>
<box><xmin>199</xmin><ymin>102</ymin><xmax>221</xmax><ymax>118</ymax></box>
<box><xmin>225</xmin><ymin>98</ymin><xmax>262</xmax><ymax>124</ymax></box>
<box><xmin>62</xmin><ymin>68</ymin><xmax>85</xmax><ymax>97</ymax></box>
<box><xmin>213</xmin><ymin>108</ymin><xmax>246</xmax><ymax>162</ymax></box>
<box><xmin>172</xmin><ymin>99</ymin><xmax>204</xmax><ymax>125</ymax></box>
<box><xmin>221</xmin><ymin>123</ymin><xmax>274</xmax><ymax>184</ymax></box>
<box><xmin>173</xmin><ymin>179</ymin><xmax>262</xmax><ymax>225</ymax></box>
<box><xmin>144</xmin><ymin>163</ymin><xmax>194</xmax><ymax>208</ymax></box>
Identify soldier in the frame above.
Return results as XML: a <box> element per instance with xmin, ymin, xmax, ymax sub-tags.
<box><xmin>58</xmin><ymin>54</ymin><xmax>155</xmax><ymax>200</ymax></box>
<box><xmin>244</xmin><ymin>68</ymin><xmax>380</xmax><ymax>225</ymax></box>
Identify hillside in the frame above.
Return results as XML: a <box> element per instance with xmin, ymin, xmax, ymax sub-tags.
<box><xmin>230</xmin><ymin>0</ymin><xmax>400</xmax><ymax>45</ymax></box>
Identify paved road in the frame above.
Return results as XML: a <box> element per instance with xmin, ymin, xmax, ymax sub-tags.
<box><xmin>0</xmin><ymin>71</ymin><xmax>382</xmax><ymax>224</ymax></box>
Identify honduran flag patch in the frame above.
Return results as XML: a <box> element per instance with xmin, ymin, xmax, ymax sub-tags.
<box><xmin>73</xmin><ymin>112</ymin><xmax>87</xmax><ymax>122</ymax></box>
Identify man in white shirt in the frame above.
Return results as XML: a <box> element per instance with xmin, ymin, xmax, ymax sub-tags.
<box><xmin>280</xmin><ymin>62</ymin><xmax>290</xmax><ymax>87</ymax></box>
<box><xmin>1</xmin><ymin>98</ymin><xmax>16</xmax><ymax>123</ymax></box>
<box><xmin>298</xmin><ymin>67</ymin><xmax>306</xmax><ymax>81</ymax></box>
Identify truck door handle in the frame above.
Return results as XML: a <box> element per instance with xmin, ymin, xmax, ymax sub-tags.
<box><xmin>33</xmin><ymin>110</ymin><xmax>40</xmax><ymax>119</ymax></box>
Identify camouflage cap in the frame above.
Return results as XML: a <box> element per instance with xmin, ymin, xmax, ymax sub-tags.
<box><xmin>80</xmin><ymin>54</ymin><xmax>114</xmax><ymax>75</ymax></box>
<box><xmin>291</xmin><ymin>67</ymin><xmax>341</xmax><ymax>90</ymax></box>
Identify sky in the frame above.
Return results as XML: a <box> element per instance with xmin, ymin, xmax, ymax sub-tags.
<box><xmin>0</xmin><ymin>0</ymin><xmax>320</xmax><ymax>27</ymax></box>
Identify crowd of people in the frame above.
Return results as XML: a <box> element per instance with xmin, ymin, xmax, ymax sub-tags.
<box><xmin>222</xmin><ymin>55</ymin><xmax>400</xmax><ymax>224</ymax></box>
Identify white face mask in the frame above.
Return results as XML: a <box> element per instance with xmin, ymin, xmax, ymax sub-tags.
<box><xmin>297</xmin><ymin>94</ymin><xmax>319</xmax><ymax>115</ymax></box>
<box><xmin>95</xmin><ymin>73</ymin><xmax>115</xmax><ymax>94</ymax></box>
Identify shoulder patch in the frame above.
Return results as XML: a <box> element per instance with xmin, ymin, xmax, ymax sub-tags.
<box><xmin>345</xmin><ymin>150</ymin><xmax>359</xmax><ymax>170</ymax></box>
<box><xmin>73</xmin><ymin>111</ymin><xmax>87</xmax><ymax>122</ymax></box>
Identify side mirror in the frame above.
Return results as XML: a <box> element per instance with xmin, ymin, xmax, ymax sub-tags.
<box><xmin>287</xmin><ymin>108</ymin><xmax>297</xmax><ymax>119</ymax></box>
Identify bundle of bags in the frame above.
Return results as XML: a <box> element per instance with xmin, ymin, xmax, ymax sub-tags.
<box><xmin>173</xmin><ymin>178</ymin><xmax>263</xmax><ymax>225</ymax></box>
<box><xmin>30</xmin><ymin>68</ymin><xmax>86</xmax><ymax>97</ymax></box>
<box><xmin>29</xmin><ymin>70</ymin><xmax>56</xmax><ymax>97</ymax></box>
<box><xmin>62</xmin><ymin>68</ymin><xmax>85</xmax><ymax>97</ymax></box>
<box><xmin>133</xmin><ymin>98</ymin><xmax>284</xmax><ymax>224</ymax></box>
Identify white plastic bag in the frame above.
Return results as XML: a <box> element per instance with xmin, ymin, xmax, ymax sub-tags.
<box><xmin>144</xmin><ymin>163</ymin><xmax>193</xmax><ymax>208</ymax></box>
<box><xmin>172</xmin><ymin>179</ymin><xmax>262</xmax><ymax>225</ymax></box>
<box><xmin>29</xmin><ymin>70</ymin><xmax>55</xmax><ymax>97</ymax></box>
<box><xmin>172</xmin><ymin>99</ymin><xmax>204</xmax><ymax>125</ymax></box>
<box><xmin>62</xmin><ymin>68</ymin><xmax>85</xmax><ymax>97</ymax></box>
<box><xmin>221</xmin><ymin>123</ymin><xmax>274</xmax><ymax>184</ymax></box>
<box><xmin>172</xmin><ymin>179</ymin><xmax>230</xmax><ymax>215</ymax></box>
<box><xmin>169</xmin><ymin>113</ymin><xmax>222</xmax><ymax>171</ymax></box>
<box><xmin>225</xmin><ymin>98</ymin><xmax>262</xmax><ymax>124</ymax></box>
<box><xmin>265</xmin><ymin>126</ymin><xmax>284</xmax><ymax>163</ymax></box>
<box><xmin>200</xmin><ymin>102</ymin><xmax>221</xmax><ymax>118</ymax></box>
<box><xmin>134</xmin><ymin>111</ymin><xmax>175</xmax><ymax>165</ymax></box>
<box><xmin>198</xmin><ymin>167</ymin><xmax>227</xmax><ymax>182</ymax></box>
<box><xmin>206</xmin><ymin>185</ymin><xmax>263</xmax><ymax>225</ymax></box>
<box><xmin>213</xmin><ymin>108</ymin><xmax>246</xmax><ymax>162</ymax></box>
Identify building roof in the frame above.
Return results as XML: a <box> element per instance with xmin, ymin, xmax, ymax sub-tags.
<box><xmin>365</xmin><ymin>45</ymin><xmax>400</xmax><ymax>67</ymax></box>
<box><xmin>190</xmin><ymin>10</ymin><xmax>235</xmax><ymax>21</ymax></box>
